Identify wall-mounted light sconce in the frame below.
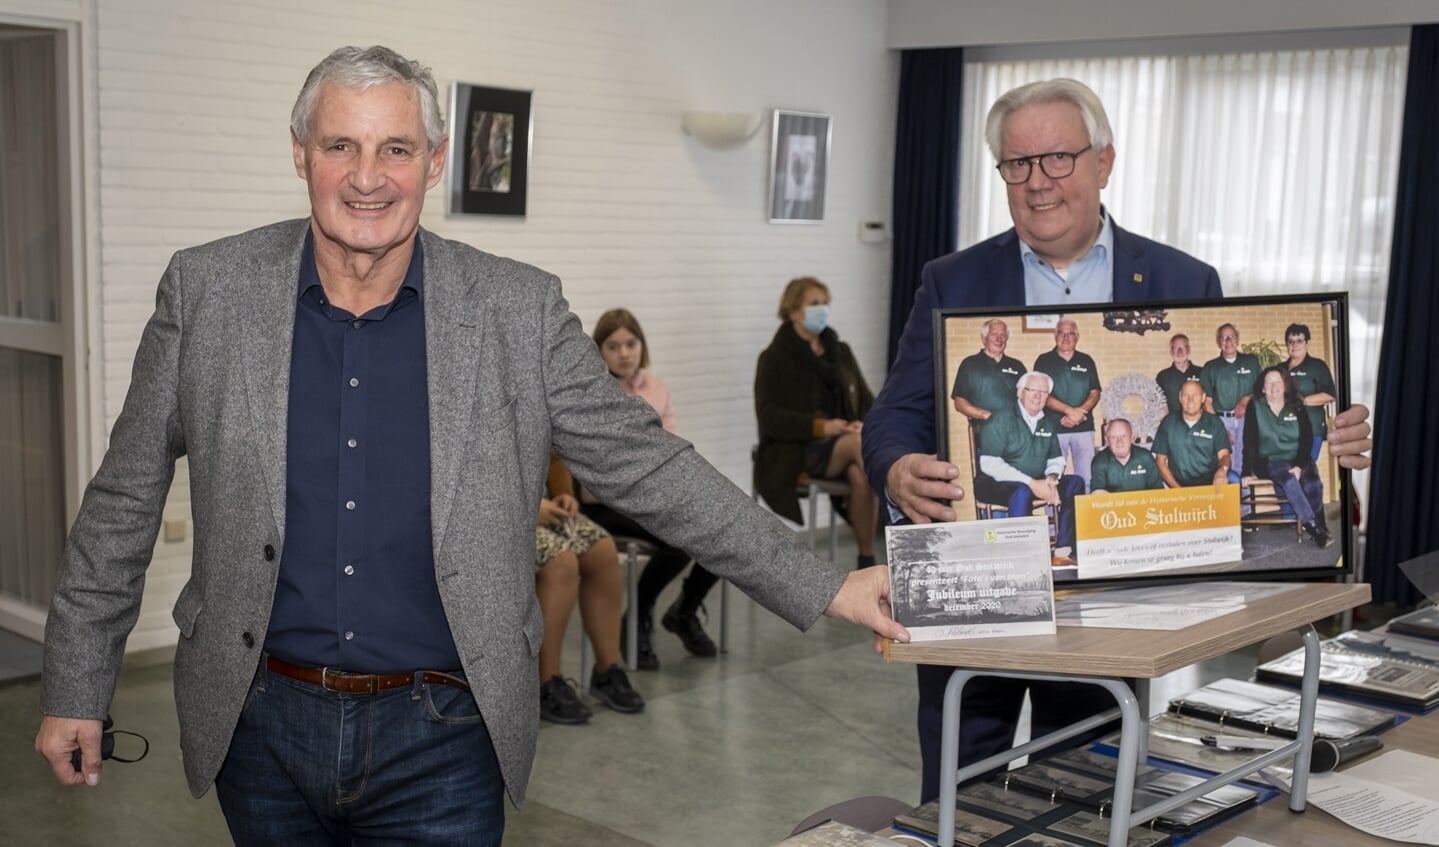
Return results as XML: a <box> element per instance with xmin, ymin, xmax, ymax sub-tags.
<box><xmin>681</xmin><ymin>110</ymin><xmax>762</xmax><ymax>150</ymax></box>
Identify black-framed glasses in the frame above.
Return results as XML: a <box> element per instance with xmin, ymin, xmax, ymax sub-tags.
<box><xmin>995</xmin><ymin>145</ymin><xmax>1092</xmax><ymax>184</ymax></box>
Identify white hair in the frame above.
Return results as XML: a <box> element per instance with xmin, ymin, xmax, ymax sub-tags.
<box><xmin>984</xmin><ymin>78</ymin><xmax>1113</xmax><ymax>161</ymax></box>
<box><xmin>292</xmin><ymin>46</ymin><xmax>445</xmax><ymax>150</ymax></box>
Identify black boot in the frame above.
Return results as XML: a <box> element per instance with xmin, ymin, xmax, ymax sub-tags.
<box><xmin>662</xmin><ymin>597</ymin><xmax>717</xmax><ymax>658</ymax></box>
<box><xmin>621</xmin><ymin>610</ymin><xmax>660</xmax><ymax>671</ymax></box>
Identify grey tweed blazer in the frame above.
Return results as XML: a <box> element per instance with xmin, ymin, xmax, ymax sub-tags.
<box><xmin>41</xmin><ymin>219</ymin><xmax>845</xmax><ymax>803</ymax></box>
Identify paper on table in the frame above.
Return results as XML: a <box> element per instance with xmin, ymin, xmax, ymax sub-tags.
<box><xmin>1218</xmin><ymin>838</ymin><xmax>1280</xmax><ymax>847</ymax></box>
<box><xmin>1054</xmin><ymin>582</ymin><xmax>1301</xmax><ymax>630</ymax></box>
<box><xmin>1268</xmin><ymin>750</ymin><xmax>1439</xmax><ymax>844</ymax></box>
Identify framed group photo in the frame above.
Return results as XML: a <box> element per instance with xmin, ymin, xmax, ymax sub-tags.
<box><xmin>934</xmin><ymin>294</ymin><xmax>1351</xmax><ymax>587</ymax></box>
<box><xmin>448</xmin><ymin>82</ymin><xmax>532</xmax><ymax>217</ymax></box>
<box><xmin>768</xmin><ymin>109</ymin><xmax>830</xmax><ymax>223</ymax></box>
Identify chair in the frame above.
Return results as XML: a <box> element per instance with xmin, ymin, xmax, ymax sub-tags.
<box><xmin>750</xmin><ymin>444</ymin><xmax>848</xmax><ymax>564</ymax></box>
<box><xmin>579</xmin><ymin>534</ymin><xmax>731</xmax><ymax>685</ymax></box>
<box><xmin>790</xmin><ymin>795</ymin><xmax>912</xmax><ymax>837</ymax></box>
<box><xmin>967</xmin><ymin>424</ymin><xmax>1059</xmax><ymax>547</ymax></box>
<box><xmin>1240</xmin><ymin>477</ymin><xmax>1303</xmax><ymax>542</ymax></box>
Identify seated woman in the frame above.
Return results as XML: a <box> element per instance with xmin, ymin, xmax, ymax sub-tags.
<box><xmin>1242</xmin><ymin>366</ymin><xmax>1333</xmax><ymax>548</ymax></box>
<box><xmin>755</xmin><ymin>276</ymin><xmax>879</xmax><ymax>568</ymax></box>
<box><xmin>534</xmin><ymin>453</ymin><xmax>645</xmax><ymax>724</ymax></box>
<box><xmin>580</xmin><ymin>308</ymin><xmax>720</xmax><ymax>669</ymax></box>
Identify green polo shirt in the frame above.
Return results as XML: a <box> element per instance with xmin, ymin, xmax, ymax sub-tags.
<box><xmin>979</xmin><ymin>406</ymin><xmax>1062</xmax><ymax>480</ymax></box>
<box><xmin>1155</xmin><ymin>362</ymin><xmax>1203</xmax><ymax>416</ymax></box>
<box><xmin>1090</xmin><ymin>445</ymin><xmax>1163</xmax><ymax>492</ymax></box>
<box><xmin>1034</xmin><ymin>349</ymin><xmax>1100</xmax><ymax>433</ymax></box>
<box><xmin>951</xmin><ymin>350</ymin><xmax>1025</xmax><ymax>417</ymax></box>
<box><xmin>1199</xmin><ymin>353</ymin><xmax>1261</xmax><ymax>413</ymax></box>
<box><xmin>1252</xmin><ymin>400</ymin><xmax>1304</xmax><ymax>463</ymax></box>
<box><xmin>1282</xmin><ymin>355</ymin><xmax>1335</xmax><ymax>438</ymax></box>
<box><xmin>1153</xmin><ymin>411</ymin><xmax>1232</xmax><ymax>487</ymax></box>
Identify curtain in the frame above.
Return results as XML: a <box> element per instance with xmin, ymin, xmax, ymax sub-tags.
<box><xmin>1367</xmin><ymin>25</ymin><xmax>1439</xmax><ymax>609</ymax></box>
<box><xmin>887</xmin><ymin>48</ymin><xmax>963</xmax><ymax>369</ymax></box>
<box><xmin>960</xmin><ymin>48</ymin><xmax>1407</xmax><ymax>441</ymax></box>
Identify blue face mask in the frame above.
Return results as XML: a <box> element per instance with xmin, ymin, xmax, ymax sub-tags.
<box><xmin>802</xmin><ymin>304</ymin><xmax>830</xmax><ymax>335</ymax></box>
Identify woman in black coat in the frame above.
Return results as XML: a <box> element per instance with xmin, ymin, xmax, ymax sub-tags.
<box><xmin>755</xmin><ymin>276</ymin><xmax>878</xmax><ymax>568</ymax></box>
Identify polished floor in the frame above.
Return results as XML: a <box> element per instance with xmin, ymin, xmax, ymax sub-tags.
<box><xmin>0</xmin><ymin>532</ymin><xmax>1332</xmax><ymax>847</ymax></box>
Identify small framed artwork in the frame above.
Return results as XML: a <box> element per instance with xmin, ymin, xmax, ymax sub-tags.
<box><xmin>1023</xmin><ymin>314</ymin><xmax>1061</xmax><ymax>333</ymax></box>
<box><xmin>768</xmin><ymin>109</ymin><xmax>830</xmax><ymax>223</ymax></box>
<box><xmin>448</xmin><ymin>83</ymin><xmax>532</xmax><ymax>216</ymax></box>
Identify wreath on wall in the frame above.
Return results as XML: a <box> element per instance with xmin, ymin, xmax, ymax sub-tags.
<box><xmin>1098</xmin><ymin>372</ymin><xmax>1168</xmax><ymax>442</ymax></box>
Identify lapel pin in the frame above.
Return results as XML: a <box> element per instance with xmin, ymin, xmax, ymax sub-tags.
<box><xmin>1133</xmin><ymin>273</ymin><xmax>1144</xmax><ymax>283</ymax></box>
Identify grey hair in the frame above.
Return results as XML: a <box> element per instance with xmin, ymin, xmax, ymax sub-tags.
<box><xmin>291</xmin><ymin>46</ymin><xmax>445</xmax><ymax>149</ymax></box>
<box><xmin>1017</xmin><ymin>370</ymin><xmax>1055</xmax><ymax>395</ymax></box>
<box><xmin>980</xmin><ymin>318</ymin><xmax>1010</xmax><ymax>341</ymax></box>
<box><xmin>984</xmin><ymin>78</ymin><xmax>1113</xmax><ymax>161</ymax></box>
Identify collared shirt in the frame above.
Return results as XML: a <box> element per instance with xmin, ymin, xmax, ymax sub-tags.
<box><xmin>1033</xmin><ymin>349</ymin><xmax>1101</xmax><ymax>434</ymax></box>
<box><xmin>1281</xmin><ymin>354</ymin><xmax>1336</xmax><ymax>437</ymax></box>
<box><xmin>1199</xmin><ymin>353</ymin><xmax>1261</xmax><ymax>413</ymax></box>
<box><xmin>1156</xmin><ymin>362</ymin><xmax>1204</xmax><ymax>416</ymax></box>
<box><xmin>266</xmin><ymin>232</ymin><xmax>460</xmax><ymax>673</ymax></box>
<box><xmin>1090</xmin><ymin>445</ymin><xmax>1162</xmax><ymax>492</ymax></box>
<box><xmin>951</xmin><ymin>350</ymin><xmax>1025</xmax><ymax>417</ymax></box>
<box><xmin>1020</xmin><ymin>212</ymin><xmax>1114</xmax><ymax>306</ymax></box>
<box><xmin>1153</xmin><ymin>411</ymin><xmax>1232</xmax><ymax>487</ymax></box>
<box><xmin>978</xmin><ymin>402</ymin><xmax>1066</xmax><ymax>482</ymax></box>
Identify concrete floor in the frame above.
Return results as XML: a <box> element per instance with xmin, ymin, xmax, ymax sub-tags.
<box><xmin>0</xmin><ymin>531</ymin><xmax>1330</xmax><ymax>846</ymax></box>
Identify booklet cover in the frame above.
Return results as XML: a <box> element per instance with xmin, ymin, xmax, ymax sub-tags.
<box><xmin>886</xmin><ymin>515</ymin><xmax>1055</xmax><ymax>641</ymax></box>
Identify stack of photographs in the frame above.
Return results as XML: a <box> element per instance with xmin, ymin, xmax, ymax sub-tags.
<box><xmin>1255</xmin><ymin>630</ymin><xmax>1439</xmax><ymax>711</ymax></box>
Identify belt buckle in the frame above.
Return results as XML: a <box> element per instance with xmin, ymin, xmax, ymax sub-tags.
<box><xmin>320</xmin><ymin>666</ymin><xmax>337</xmax><ymax>692</ymax></box>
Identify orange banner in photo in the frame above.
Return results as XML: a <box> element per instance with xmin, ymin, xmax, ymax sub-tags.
<box><xmin>1075</xmin><ymin>486</ymin><xmax>1241</xmax><ymax>542</ymax></box>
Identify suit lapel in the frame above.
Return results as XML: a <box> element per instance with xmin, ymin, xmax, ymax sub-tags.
<box><xmin>238</xmin><ymin>221</ymin><xmax>307</xmax><ymax>538</ymax></box>
<box><xmin>1109</xmin><ymin>221</ymin><xmax>1153</xmax><ymax>304</ymax></box>
<box><xmin>421</xmin><ymin>231</ymin><xmax>484</xmax><ymax>548</ymax></box>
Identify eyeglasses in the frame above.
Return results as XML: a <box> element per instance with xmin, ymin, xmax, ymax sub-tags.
<box><xmin>1021</xmin><ymin>387</ymin><xmax>1050</xmax><ymax>396</ymax></box>
<box><xmin>996</xmin><ymin>145</ymin><xmax>1092</xmax><ymax>185</ymax></box>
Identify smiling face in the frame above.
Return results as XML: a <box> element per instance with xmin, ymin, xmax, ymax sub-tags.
<box><xmin>982</xmin><ymin>320</ymin><xmax>1010</xmax><ymax>358</ymax></box>
<box><xmin>1217</xmin><ymin>324</ymin><xmax>1240</xmax><ymax>358</ymax></box>
<box><xmin>1170</xmin><ymin>336</ymin><xmax>1190</xmax><ymax>367</ymax></box>
<box><xmin>292</xmin><ymin>81</ymin><xmax>447</xmax><ymax>266</ymax></box>
<box><xmin>600</xmin><ymin>327</ymin><xmax>643</xmax><ymax>380</ymax></box>
<box><xmin>1179</xmin><ymin>381</ymin><xmax>1206</xmax><ymax>419</ymax></box>
<box><xmin>1105</xmin><ymin>420</ymin><xmax>1133</xmax><ymax>462</ymax></box>
<box><xmin>1001</xmin><ymin>101</ymin><xmax>1114</xmax><ymax>268</ymax></box>
<box><xmin>1262</xmin><ymin>370</ymin><xmax>1287</xmax><ymax>405</ymax></box>
<box><xmin>1055</xmin><ymin>319</ymin><xmax>1078</xmax><ymax>355</ymax></box>
<box><xmin>1018</xmin><ymin>374</ymin><xmax>1050</xmax><ymax>416</ymax></box>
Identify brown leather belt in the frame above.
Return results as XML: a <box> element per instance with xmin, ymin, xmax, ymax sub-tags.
<box><xmin>266</xmin><ymin>656</ymin><xmax>470</xmax><ymax>695</ymax></box>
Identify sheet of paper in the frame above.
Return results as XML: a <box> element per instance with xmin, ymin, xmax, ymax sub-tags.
<box><xmin>1267</xmin><ymin>750</ymin><xmax>1439</xmax><ymax>844</ymax></box>
<box><xmin>1218</xmin><ymin>838</ymin><xmax>1280</xmax><ymax>847</ymax></box>
<box><xmin>1054</xmin><ymin>582</ymin><xmax>1299</xmax><ymax>629</ymax></box>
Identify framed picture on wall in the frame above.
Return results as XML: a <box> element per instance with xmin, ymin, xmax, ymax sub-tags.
<box><xmin>448</xmin><ymin>83</ymin><xmax>532</xmax><ymax>217</ymax></box>
<box><xmin>768</xmin><ymin>109</ymin><xmax>830</xmax><ymax>223</ymax></box>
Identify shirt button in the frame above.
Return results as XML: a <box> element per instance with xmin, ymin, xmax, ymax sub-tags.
<box><xmin>344</xmin><ymin>631</ymin><xmax>354</xmax><ymax>641</ymax></box>
<box><xmin>347</xmin><ymin>438</ymin><xmax>357</xmax><ymax>448</ymax></box>
<box><xmin>345</xmin><ymin>500</ymin><xmax>356</xmax><ymax>510</ymax></box>
<box><xmin>349</xmin><ymin>377</ymin><xmax>359</xmax><ymax>387</ymax></box>
<box><xmin>242</xmin><ymin>632</ymin><xmax>255</xmax><ymax>648</ymax></box>
<box><xmin>352</xmin><ymin>320</ymin><xmax>362</xmax><ymax>329</ymax></box>
<box><xmin>344</xmin><ymin>565</ymin><xmax>354</xmax><ymax>575</ymax></box>
<box><xmin>263</xmin><ymin>544</ymin><xmax>275</xmax><ymax>561</ymax></box>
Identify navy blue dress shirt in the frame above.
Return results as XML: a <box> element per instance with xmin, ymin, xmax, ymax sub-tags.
<box><xmin>265</xmin><ymin>232</ymin><xmax>461</xmax><ymax>673</ymax></box>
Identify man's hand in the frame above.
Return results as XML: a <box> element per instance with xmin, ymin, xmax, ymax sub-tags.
<box><xmin>824</xmin><ymin>566</ymin><xmax>911</xmax><ymax>653</ymax></box>
<box><xmin>36</xmin><ymin>716</ymin><xmax>103</xmax><ymax>787</ymax></box>
<box><xmin>1329</xmin><ymin>404</ymin><xmax>1372</xmax><ymax>470</ymax></box>
<box><xmin>1028</xmin><ymin>477</ymin><xmax>1060</xmax><ymax>505</ymax></box>
<box><xmin>886</xmin><ymin>453</ymin><xmax>964</xmax><ymax>524</ymax></box>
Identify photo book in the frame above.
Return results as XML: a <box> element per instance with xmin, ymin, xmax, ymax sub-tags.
<box><xmin>1255</xmin><ymin>629</ymin><xmax>1439</xmax><ymax>712</ymax></box>
<box><xmin>886</xmin><ymin>515</ymin><xmax>1055</xmax><ymax>641</ymax></box>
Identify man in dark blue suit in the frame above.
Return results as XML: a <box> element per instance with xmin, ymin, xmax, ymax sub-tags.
<box><xmin>861</xmin><ymin>78</ymin><xmax>1374</xmax><ymax>803</ymax></box>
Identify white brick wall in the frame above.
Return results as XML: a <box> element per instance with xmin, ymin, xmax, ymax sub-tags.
<box><xmin>25</xmin><ymin>0</ymin><xmax>899</xmax><ymax>651</ymax></box>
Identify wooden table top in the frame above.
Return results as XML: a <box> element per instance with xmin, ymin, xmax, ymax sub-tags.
<box><xmin>884</xmin><ymin>582</ymin><xmax>1370</xmax><ymax>679</ymax></box>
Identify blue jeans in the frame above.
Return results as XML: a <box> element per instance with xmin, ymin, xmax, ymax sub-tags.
<box><xmin>215</xmin><ymin>661</ymin><xmax>505</xmax><ymax>846</ymax></box>
<box><xmin>973</xmin><ymin>474</ymin><xmax>1084</xmax><ymax>550</ymax></box>
<box><xmin>1266</xmin><ymin>460</ymin><xmax>1325</xmax><ymax>527</ymax></box>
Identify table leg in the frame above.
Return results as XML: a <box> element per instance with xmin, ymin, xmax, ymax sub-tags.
<box><xmin>1288</xmin><ymin>623</ymin><xmax>1321</xmax><ymax>812</ymax></box>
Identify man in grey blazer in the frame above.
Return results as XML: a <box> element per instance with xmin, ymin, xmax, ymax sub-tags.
<box><xmin>35</xmin><ymin>46</ymin><xmax>906</xmax><ymax>845</ymax></box>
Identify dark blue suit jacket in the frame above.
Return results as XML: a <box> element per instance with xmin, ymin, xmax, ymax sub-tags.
<box><xmin>863</xmin><ymin>219</ymin><xmax>1222</xmax><ymax>496</ymax></box>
